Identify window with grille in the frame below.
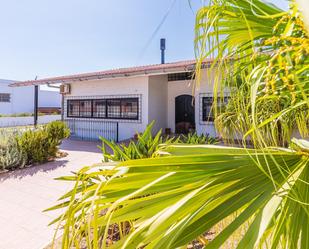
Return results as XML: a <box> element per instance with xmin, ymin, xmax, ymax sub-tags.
<box><xmin>67</xmin><ymin>98</ymin><xmax>139</xmax><ymax>120</ymax></box>
<box><xmin>93</xmin><ymin>100</ymin><xmax>106</xmax><ymax>118</ymax></box>
<box><xmin>0</xmin><ymin>93</ymin><xmax>11</xmax><ymax>103</ymax></box>
<box><xmin>68</xmin><ymin>100</ymin><xmax>80</xmax><ymax>117</ymax></box>
<box><xmin>168</xmin><ymin>72</ymin><xmax>195</xmax><ymax>81</ymax></box>
<box><xmin>121</xmin><ymin>98</ymin><xmax>138</xmax><ymax>119</ymax></box>
<box><xmin>202</xmin><ymin>97</ymin><xmax>229</xmax><ymax>122</ymax></box>
<box><xmin>80</xmin><ymin>100</ymin><xmax>92</xmax><ymax>117</ymax></box>
<box><xmin>107</xmin><ymin>99</ymin><xmax>121</xmax><ymax>118</ymax></box>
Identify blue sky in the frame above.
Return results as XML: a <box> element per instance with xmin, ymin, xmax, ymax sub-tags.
<box><xmin>0</xmin><ymin>0</ymin><xmax>288</xmax><ymax>81</ymax></box>
<box><xmin>0</xmin><ymin>0</ymin><xmax>203</xmax><ymax>81</ymax></box>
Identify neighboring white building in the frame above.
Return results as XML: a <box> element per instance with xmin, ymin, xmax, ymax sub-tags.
<box><xmin>0</xmin><ymin>79</ymin><xmax>61</xmax><ymax>115</ymax></box>
<box><xmin>10</xmin><ymin>60</ymin><xmax>227</xmax><ymax>141</ymax></box>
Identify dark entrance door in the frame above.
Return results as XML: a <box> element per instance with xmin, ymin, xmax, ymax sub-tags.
<box><xmin>175</xmin><ymin>95</ymin><xmax>195</xmax><ymax>134</ymax></box>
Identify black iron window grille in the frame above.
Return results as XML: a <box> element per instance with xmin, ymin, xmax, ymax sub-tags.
<box><xmin>0</xmin><ymin>93</ymin><xmax>11</xmax><ymax>102</ymax></box>
<box><xmin>202</xmin><ymin>96</ymin><xmax>229</xmax><ymax>122</ymax></box>
<box><xmin>80</xmin><ymin>100</ymin><xmax>92</xmax><ymax>117</ymax></box>
<box><xmin>107</xmin><ymin>99</ymin><xmax>122</xmax><ymax>119</ymax></box>
<box><xmin>67</xmin><ymin>97</ymin><xmax>139</xmax><ymax>120</ymax></box>
<box><xmin>121</xmin><ymin>99</ymin><xmax>138</xmax><ymax>119</ymax></box>
<box><xmin>168</xmin><ymin>72</ymin><xmax>195</xmax><ymax>81</ymax></box>
<box><xmin>93</xmin><ymin>100</ymin><xmax>106</xmax><ymax>118</ymax></box>
<box><xmin>68</xmin><ymin>100</ymin><xmax>80</xmax><ymax>117</ymax></box>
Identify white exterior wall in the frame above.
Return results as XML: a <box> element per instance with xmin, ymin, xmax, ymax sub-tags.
<box><xmin>148</xmin><ymin>75</ymin><xmax>168</xmax><ymax>134</ymax></box>
<box><xmin>62</xmin><ymin>67</ymin><xmax>224</xmax><ymax>141</ymax></box>
<box><xmin>64</xmin><ymin>76</ymin><xmax>150</xmax><ymax>141</ymax></box>
<box><xmin>166</xmin><ymin>68</ymin><xmax>219</xmax><ymax>137</ymax></box>
<box><xmin>167</xmin><ymin>80</ymin><xmax>193</xmax><ymax>133</ymax></box>
<box><xmin>38</xmin><ymin>90</ymin><xmax>61</xmax><ymax>108</ymax></box>
<box><xmin>0</xmin><ymin>81</ymin><xmax>15</xmax><ymax>114</ymax></box>
<box><xmin>0</xmin><ymin>79</ymin><xmax>61</xmax><ymax>115</ymax></box>
<box><xmin>0</xmin><ymin>115</ymin><xmax>61</xmax><ymax>127</ymax></box>
<box><xmin>195</xmin><ymin>68</ymin><xmax>218</xmax><ymax>137</ymax></box>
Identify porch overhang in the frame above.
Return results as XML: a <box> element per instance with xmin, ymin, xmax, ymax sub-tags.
<box><xmin>9</xmin><ymin>59</ymin><xmax>213</xmax><ymax>87</ymax></box>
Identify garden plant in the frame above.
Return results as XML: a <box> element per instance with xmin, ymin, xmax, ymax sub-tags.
<box><xmin>100</xmin><ymin>121</ymin><xmax>218</xmax><ymax>162</ymax></box>
<box><xmin>0</xmin><ymin>121</ymin><xmax>70</xmax><ymax>170</ymax></box>
<box><xmin>180</xmin><ymin>132</ymin><xmax>219</xmax><ymax>145</ymax></box>
<box><xmin>100</xmin><ymin>121</ymin><xmax>178</xmax><ymax>162</ymax></box>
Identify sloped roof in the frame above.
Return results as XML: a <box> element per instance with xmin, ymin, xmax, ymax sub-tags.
<box><xmin>9</xmin><ymin>59</ymin><xmax>213</xmax><ymax>87</ymax></box>
<box><xmin>0</xmin><ymin>79</ymin><xmax>18</xmax><ymax>85</ymax></box>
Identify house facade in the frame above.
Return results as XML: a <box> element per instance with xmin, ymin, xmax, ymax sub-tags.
<box><xmin>0</xmin><ymin>79</ymin><xmax>61</xmax><ymax>115</ymax></box>
<box><xmin>11</xmin><ymin>60</ymin><xmax>226</xmax><ymax>141</ymax></box>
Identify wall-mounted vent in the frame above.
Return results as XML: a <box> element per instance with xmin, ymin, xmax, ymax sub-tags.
<box><xmin>60</xmin><ymin>84</ymin><xmax>71</xmax><ymax>94</ymax></box>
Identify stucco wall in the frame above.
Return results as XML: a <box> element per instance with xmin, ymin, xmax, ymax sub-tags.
<box><xmin>64</xmin><ymin>76</ymin><xmax>149</xmax><ymax>141</ymax></box>
<box><xmin>167</xmin><ymin>79</ymin><xmax>194</xmax><ymax>133</ymax></box>
<box><xmin>0</xmin><ymin>115</ymin><xmax>61</xmax><ymax>127</ymax></box>
<box><xmin>62</xmin><ymin>67</ymin><xmax>227</xmax><ymax>141</ymax></box>
<box><xmin>0</xmin><ymin>80</ymin><xmax>61</xmax><ymax>115</ymax></box>
<box><xmin>38</xmin><ymin>90</ymin><xmax>61</xmax><ymax>108</ymax></box>
<box><xmin>166</xmin><ymin>68</ymin><xmax>221</xmax><ymax>137</ymax></box>
<box><xmin>195</xmin><ymin>68</ymin><xmax>218</xmax><ymax>137</ymax></box>
<box><xmin>0</xmin><ymin>81</ymin><xmax>33</xmax><ymax>114</ymax></box>
<box><xmin>148</xmin><ymin>75</ymin><xmax>168</xmax><ymax>134</ymax></box>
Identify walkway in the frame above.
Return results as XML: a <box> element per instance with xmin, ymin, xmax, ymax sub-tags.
<box><xmin>0</xmin><ymin>139</ymin><xmax>103</xmax><ymax>249</ymax></box>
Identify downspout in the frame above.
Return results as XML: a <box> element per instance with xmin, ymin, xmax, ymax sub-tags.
<box><xmin>34</xmin><ymin>76</ymin><xmax>38</xmax><ymax>127</ymax></box>
<box><xmin>46</xmin><ymin>83</ymin><xmax>60</xmax><ymax>89</ymax></box>
<box><xmin>61</xmin><ymin>94</ymin><xmax>64</xmax><ymax>121</ymax></box>
<box><xmin>47</xmin><ymin>83</ymin><xmax>64</xmax><ymax>122</ymax></box>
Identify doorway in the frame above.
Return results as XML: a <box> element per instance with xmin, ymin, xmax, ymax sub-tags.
<box><xmin>175</xmin><ymin>95</ymin><xmax>195</xmax><ymax>134</ymax></box>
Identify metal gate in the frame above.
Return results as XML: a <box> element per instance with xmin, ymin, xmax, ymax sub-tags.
<box><xmin>64</xmin><ymin>119</ymin><xmax>119</xmax><ymax>142</ymax></box>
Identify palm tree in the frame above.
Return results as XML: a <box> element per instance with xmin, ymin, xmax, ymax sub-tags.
<box><xmin>195</xmin><ymin>0</ymin><xmax>308</xmax><ymax>147</ymax></box>
<box><xmin>49</xmin><ymin>1</ymin><xmax>309</xmax><ymax>248</ymax></box>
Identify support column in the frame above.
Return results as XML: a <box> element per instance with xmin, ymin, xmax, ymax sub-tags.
<box><xmin>61</xmin><ymin>94</ymin><xmax>64</xmax><ymax>121</ymax></box>
<box><xmin>34</xmin><ymin>85</ymin><xmax>38</xmax><ymax>127</ymax></box>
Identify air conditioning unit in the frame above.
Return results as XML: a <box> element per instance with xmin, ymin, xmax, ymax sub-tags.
<box><xmin>60</xmin><ymin>84</ymin><xmax>71</xmax><ymax>94</ymax></box>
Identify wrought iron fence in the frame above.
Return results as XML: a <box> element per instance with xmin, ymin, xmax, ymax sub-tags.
<box><xmin>64</xmin><ymin>119</ymin><xmax>118</xmax><ymax>142</ymax></box>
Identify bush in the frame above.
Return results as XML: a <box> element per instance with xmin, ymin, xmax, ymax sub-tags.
<box><xmin>16</xmin><ymin>129</ymin><xmax>53</xmax><ymax>164</ymax></box>
<box><xmin>100</xmin><ymin>122</ymin><xmax>220</xmax><ymax>162</ymax></box>
<box><xmin>16</xmin><ymin>121</ymin><xmax>70</xmax><ymax>165</ymax></box>
<box><xmin>100</xmin><ymin>121</ymin><xmax>177</xmax><ymax>162</ymax></box>
<box><xmin>0</xmin><ymin>121</ymin><xmax>69</xmax><ymax>170</ymax></box>
<box><xmin>0</xmin><ymin>112</ymin><xmax>33</xmax><ymax>117</ymax></box>
<box><xmin>45</xmin><ymin>121</ymin><xmax>70</xmax><ymax>145</ymax></box>
<box><xmin>180</xmin><ymin>132</ymin><xmax>219</xmax><ymax>145</ymax></box>
<box><xmin>0</xmin><ymin>137</ymin><xmax>26</xmax><ymax>171</ymax></box>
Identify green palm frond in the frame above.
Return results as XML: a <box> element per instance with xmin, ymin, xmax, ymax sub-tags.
<box><xmin>48</xmin><ymin>141</ymin><xmax>308</xmax><ymax>248</ymax></box>
<box><xmin>195</xmin><ymin>0</ymin><xmax>309</xmax><ymax>146</ymax></box>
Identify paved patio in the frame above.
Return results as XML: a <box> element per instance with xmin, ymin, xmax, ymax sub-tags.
<box><xmin>0</xmin><ymin>139</ymin><xmax>103</xmax><ymax>249</ymax></box>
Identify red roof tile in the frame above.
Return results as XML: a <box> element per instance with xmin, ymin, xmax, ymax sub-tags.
<box><xmin>10</xmin><ymin>59</ymin><xmax>213</xmax><ymax>87</ymax></box>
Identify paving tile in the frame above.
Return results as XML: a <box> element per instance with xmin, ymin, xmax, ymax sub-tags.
<box><xmin>0</xmin><ymin>139</ymin><xmax>102</xmax><ymax>249</ymax></box>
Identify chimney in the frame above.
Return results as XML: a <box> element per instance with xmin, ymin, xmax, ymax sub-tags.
<box><xmin>160</xmin><ymin>38</ymin><xmax>166</xmax><ymax>64</ymax></box>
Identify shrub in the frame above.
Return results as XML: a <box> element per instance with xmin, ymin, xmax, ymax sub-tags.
<box><xmin>100</xmin><ymin>121</ymin><xmax>177</xmax><ymax>162</ymax></box>
<box><xmin>16</xmin><ymin>121</ymin><xmax>70</xmax><ymax>165</ymax></box>
<box><xmin>0</xmin><ymin>136</ymin><xmax>26</xmax><ymax>170</ymax></box>
<box><xmin>100</xmin><ymin>122</ymin><xmax>219</xmax><ymax>162</ymax></box>
<box><xmin>16</xmin><ymin>129</ymin><xmax>54</xmax><ymax>164</ymax></box>
<box><xmin>180</xmin><ymin>132</ymin><xmax>219</xmax><ymax>145</ymax></box>
<box><xmin>2</xmin><ymin>112</ymin><xmax>33</xmax><ymax>117</ymax></box>
<box><xmin>45</xmin><ymin>121</ymin><xmax>70</xmax><ymax>145</ymax></box>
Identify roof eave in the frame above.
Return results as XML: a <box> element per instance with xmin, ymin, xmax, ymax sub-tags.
<box><xmin>9</xmin><ymin>59</ymin><xmax>215</xmax><ymax>87</ymax></box>
<box><xmin>9</xmin><ymin>64</ymin><xmax>202</xmax><ymax>87</ymax></box>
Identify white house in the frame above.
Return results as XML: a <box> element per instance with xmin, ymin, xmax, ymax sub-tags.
<box><xmin>0</xmin><ymin>79</ymin><xmax>61</xmax><ymax>115</ymax></box>
<box><xmin>10</xmin><ymin>60</ymin><xmax>226</xmax><ymax>141</ymax></box>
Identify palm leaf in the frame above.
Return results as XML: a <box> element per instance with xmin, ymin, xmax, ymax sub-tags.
<box><xmin>50</xmin><ymin>141</ymin><xmax>308</xmax><ymax>248</ymax></box>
